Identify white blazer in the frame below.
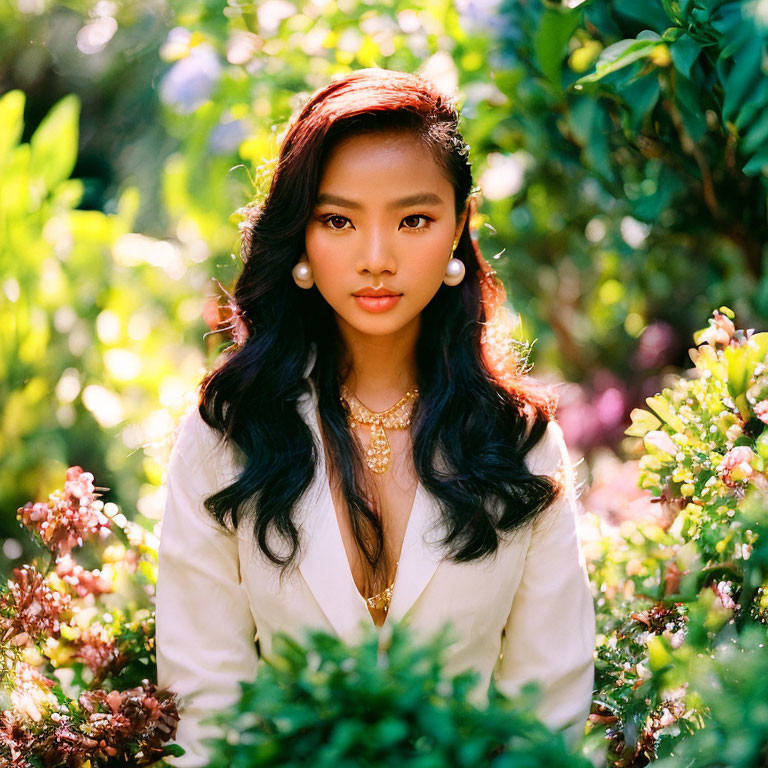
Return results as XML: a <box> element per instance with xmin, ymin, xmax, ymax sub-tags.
<box><xmin>156</xmin><ymin>363</ymin><xmax>595</xmax><ymax>767</ymax></box>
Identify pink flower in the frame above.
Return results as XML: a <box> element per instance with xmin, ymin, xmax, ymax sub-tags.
<box><xmin>711</xmin><ymin>580</ymin><xmax>736</xmax><ymax>611</ymax></box>
<box><xmin>65</xmin><ymin>466</ymin><xmax>95</xmax><ymax>499</ymax></box>
<box><xmin>754</xmin><ymin>400</ymin><xmax>768</xmax><ymax>425</ymax></box>
<box><xmin>74</xmin><ymin>624</ymin><xmax>122</xmax><ymax>679</ymax></box>
<box><xmin>17</xmin><ymin>467</ymin><xmax>111</xmax><ymax>556</ymax></box>
<box><xmin>633</xmin><ymin>321</ymin><xmax>677</xmax><ymax>370</ymax></box>
<box><xmin>718</xmin><ymin>446</ymin><xmax>758</xmax><ymax>488</ymax></box>
<box><xmin>0</xmin><ymin>565</ymin><xmax>71</xmax><ymax>648</ymax></box>
<box><xmin>0</xmin><ymin>682</ymin><xmax>181</xmax><ymax>766</ymax></box>
<box><xmin>580</xmin><ymin>452</ymin><xmax>664</xmax><ymax>527</ymax></box>
<box><xmin>78</xmin><ymin>683</ymin><xmax>181</xmax><ymax>760</ymax></box>
<box><xmin>643</xmin><ymin>430</ymin><xmax>678</xmax><ymax>457</ymax></box>
<box><xmin>8</xmin><ymin>662</ymin><xmax>57</xmax><ymax>723</ymax></box>
<box><xmin>699</xmin><ymin>310</ymin><xmax>736</xmax><ymax>348</ymax></box>
<box><xmin>55</xmin><ymin>554</ymin><xmax>112</xmax><ymax>599</ymax></box>
<box><xmin>224</xmin><ymin>297</ymin><xmax>250</xmax><ymax>346</ymax></box>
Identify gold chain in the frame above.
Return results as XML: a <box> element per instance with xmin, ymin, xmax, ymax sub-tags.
<box><xmin>365</xmin><ymin>569</ymin><xmax>397</xmax><ymax>612</ymax></box>
<box><xmin>339</xmin><ymin>384</ymin><xmax>418</xmax><ymax>614</ymax></box>
<box><xmin>339</xmin><ymin>384</ymin><xmax>419</xmax><ymax>475</ymax></box>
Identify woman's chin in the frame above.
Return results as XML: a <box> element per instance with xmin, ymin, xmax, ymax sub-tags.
<box><xmin>334</xmin><ymin>306</ymin><xmax>420</xmax><ymax>338</ymax></box>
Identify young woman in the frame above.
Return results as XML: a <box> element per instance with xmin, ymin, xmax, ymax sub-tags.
<box><xmin>156</xmin><ymin>68</ymin><xmax>595</xmax><ymax>767</ymax></box>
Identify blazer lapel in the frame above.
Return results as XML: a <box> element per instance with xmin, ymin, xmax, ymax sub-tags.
<box><xmin>296</xmin><ymin>386</ymin><xmax>372</xmax><ymax>641</ymax></box>
<box><xmin>386</xmin><ymin>481</ymin><xmax>444</xmax><ymax>625</ymax></box>
<box><xmin>295</xmin><ymin>374</ymin><xmax>445</xmax><ymax>640</ymax></box>
<box><xmin>296</xmin><ymin>479</ymin><xmax>373</xmax><ymax>642</ymax></box>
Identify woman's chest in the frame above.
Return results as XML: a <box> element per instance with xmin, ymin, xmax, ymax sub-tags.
<box><xmin>330</xmin><ymin>431</ymin><xmax>419</xmax><ymax>594</ymax></box>
<box><xmin>234</xmin><ymin>489</ymin><xmax>532</xmax><ymax>645</ymax></box>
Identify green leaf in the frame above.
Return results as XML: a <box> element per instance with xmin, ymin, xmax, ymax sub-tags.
<box><xmin>734</xmin><ymin>78</ymin><xmax>768</xmax><ymax>131</ymax></box>
<box><xmin>621</xmin><ymin>1</ymin><xmax>672</xmax><ymax>33</ymax></box>
<box><xmin>670</xmin><ymin>34</ymin><xmax>702</xmax><ymax>78</ymax></box>
<box><xmin>492</xmin><ymin>69</ymin><xmax>523</xmax><ymax>100</ymax></box>
<box><xmin>756</xmin><ymin>430</ymin><xmax>768</xmax><ymax>462</ymax></box>
<box><xmin>623</xmin><ymin>74</ymin><xmax>661</xmax><ymax>132</ymax></box>
<box><xmin>690</xmin><ymin>343</ymin><xmax>728</xmax><ymax>380</ymax></box>
<box><xmin>722</xmin><ymin>38</ymin><xmax>763</xmax><ymax>122</ymax></box>
<box><xmin>575</xmin><ymin>38</ymin><xmax>658</xmax><ymax>84</ymax></box>
<box><xmin>742</xmin><ymin>108</ymin><xmax>768</xmax><ymax>156</ymax></box>
<box><xmin>675</xmin><ymin>73</ymin><xmax>707</xmax><ymax>142</ymax></box>
<box><xmin>0</xmin><ymin>89</ymin><xmax>25</xmax><ymax>173</ymax></box>
<box><xmin>1</xmin><ymin>143</ymin><xmax>32</xmax><ymax>218</ymax></box>
<box><xmin>746</xmin><ymin>332</ymin><xmax>768</xmax><ymax>370</ymax></box>
<box><xmin>533</xmin><ymin>7</ymin><xmax>582</xmax><ymax>92</ymax></box>
<box><xmin>742</xmin><ymin>146</ymin><xmax>768</xmax><ymax>176</ymax></box>
<box><xmin>29</xmin><ymin>93</ymin><xmax>80</xmax><ymax>192</ymax></box>
<box><xmin>647</xmin><ymin>635</ymin><xmax>674</xmax><ymax>673</ymax></box>
<box><xmin>626</xmin><ymin>407</ymin><xmax>662</xmax><ymax>437</ymax></box>
<box><xmin>646</xmin><ymin>395</ymin><xmax>686</xmax><ymax>431</ymax></box>
<box><xmin>567</xmin><ymin>98</ymin><xmax>614</xmax><ymax>180</ymax></box>
<box><xmin>724</xmin><ymin>344</ymin><xmax>750</xmax><ymax>401</ymax></box>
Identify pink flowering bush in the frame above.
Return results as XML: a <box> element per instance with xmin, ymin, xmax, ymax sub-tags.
<box><xmin>628</xmin><ymin>306</ymin><xmax>768</xmax><ymax>563</ymax></box>
<box><xmin>583</xmin><ymin>308</ymin><xmax>768</xmax><ymax>767</ymax></box>
<box><xmin>16</xmin><ymin>468</ymin><xmax>112</xmax><ymax>558</ymax></box>
<box><xmin>0</xmin><ymin>468</ymin><xmax>181</xmax><ymax>767</ymax></box>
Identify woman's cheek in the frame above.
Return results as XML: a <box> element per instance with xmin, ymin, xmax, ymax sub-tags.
<box><xmin>410</xmin><ymin>243</ymin><xmax>450</xmax><ymax>286</ymax></box>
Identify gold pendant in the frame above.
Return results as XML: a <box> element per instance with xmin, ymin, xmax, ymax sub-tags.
<box><xmin>339</xmin><ymin>385</ymin><xmax>418</xmax><ymax>474</ymax></box>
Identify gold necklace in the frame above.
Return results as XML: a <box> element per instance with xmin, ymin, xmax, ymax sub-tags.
<box><xmin>365</xmin><ymin>561</ymin><xmax>399</xmax><ymax>613</ymax></box>
<box><xmin>339</xmin><ymin>384</ymin><xmax>419</xmax><ymax>475</ymax></box>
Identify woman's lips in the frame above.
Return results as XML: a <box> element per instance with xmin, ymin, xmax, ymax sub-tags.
<box><xmin>352</xmin><ymin>294</ymin><xmax>402</xmax><ymax>313</ymax></box>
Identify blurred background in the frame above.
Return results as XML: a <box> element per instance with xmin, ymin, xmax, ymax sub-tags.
<box><xmin>2</xmin><ymin>0</ymin><xmax>767</xmax><ymax>574</ymax></box>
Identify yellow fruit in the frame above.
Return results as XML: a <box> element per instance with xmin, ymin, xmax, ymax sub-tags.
<box><xmin>651</xmin><ymin>44</ymin><xmax>672</xmax><ymax>67</ymax></box>
<box><xmin>569</xmin><ymin>41</ymin><xmax>602</xmax><ymax>73</ymax></box>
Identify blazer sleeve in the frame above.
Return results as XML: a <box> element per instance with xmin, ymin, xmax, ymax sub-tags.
<box><xmin>493</xmin><ymin>419</ymin><xmax>595</xmax><ymax>751</ymax></box>
<box><xmin>155</xmin><ymin>407</ymin><xmax>259</xmax><ymax>768</ymax></box>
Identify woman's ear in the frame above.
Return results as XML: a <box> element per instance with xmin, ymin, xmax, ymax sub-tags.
<box><xmin>454</xmin><ymin>202</ymin><xmax>470</xmax><ymax>241</ymax></box>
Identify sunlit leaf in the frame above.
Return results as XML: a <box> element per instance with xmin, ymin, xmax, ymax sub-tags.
<box><xmin>29</xmin><ymin>94</ymin><xmax>80</xmax><ymax>193</ymax></box>
<box><xmin>626</xmin><ymin>408</ymin><xmax>662</xmax><ymax>437</ymax></box>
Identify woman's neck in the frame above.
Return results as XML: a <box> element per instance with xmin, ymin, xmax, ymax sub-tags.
<box><xmin>336</xmin><ymin>316</ymin><xmax>420</xmax><ymax>411</ymax></box>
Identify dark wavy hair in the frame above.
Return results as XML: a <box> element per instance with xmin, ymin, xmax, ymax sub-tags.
<box><xmin>198</xmin><ymin>68</ymin><xmax>561</xmax><ymax>597</ymax></box>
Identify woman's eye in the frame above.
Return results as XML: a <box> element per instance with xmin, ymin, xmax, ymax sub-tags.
<box><xmin>323</xmin><ymin>215</ymin><xmax>351</xmax><ymax>230</ymax></box>
<box><xmin>401</xmin><ymin>214</ymin><xmax>431</xmax><ymax>230</ymax></box>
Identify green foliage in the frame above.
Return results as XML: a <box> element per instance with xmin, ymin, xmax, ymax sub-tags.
<box><xmin>0</xmin><ymin>87</ymin><xmax>219</xmax><ymax>577</ymax></box>
<box><xmin>577</xmin><ymin>308</ymin><xmax>768</xmax><ymax>766</ymax></box>
<box><xmin>572</xmin><ymin>0</ymin><xmax>768</xmax><ymax>178</ymax></box>
<box><xmin>585</xmin><ymin>483</ymin><xmax>768</xmax><ymax>766</ymax></box>
<box><xmin>203</xmin><ymin>621</ymin><xmax>590</xmax><ymax>768</ymax></box>
<box><xmin>629</xmin><ymin>307</ymin><xmax>768</xmax><ymax>564</ymax></box>
<box><xmin>5</xmin><ymin>3</ymin><xmax>768</xmax><ymax>766</ymax></box>
<box><xmin>652</xmin><ymin>618</ymin><xmax>768</xmax><ymax>768</ymax></box>
<box><xmin>491</xmin><ymin>0</ymin><xmax>768</xmax><ymax>385</ymax></box>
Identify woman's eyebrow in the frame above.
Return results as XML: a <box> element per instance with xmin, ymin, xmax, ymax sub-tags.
<box><xmin>315</xmin><ymin>192</ymin><xmax>445</xmax><ymax>209</ymax></box>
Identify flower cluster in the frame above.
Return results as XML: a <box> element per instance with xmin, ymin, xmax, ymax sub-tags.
<box><xmin>582</xmin><ymin>308</ymin><xmax>768</xmax><ymax>766</ymax></box>
<box><xmin>627</xmin><ymin>306</ymin><xmax>768</xmax><ymax>562</ymax></box>
<box><xmin>203</xmin><ymin>278</ymin><xmax>251</xmax><ymax>349</ymax></box>
<box><xmin>17</xmin><ymin>466</ymin><xmax>111</xmax><ymax>556</ymax></box>
<box><xmin>1</xmin><ymin>680</ymin><xmax>178</xmax><ymax>767</ymax></box>
<box><xmin>0</xmin><ymin>565</ymin><xmax>71</xmax><ymax>649</ymax></box>
<box><xmin>73</xmin><ymin>623</ymin><xmax>123</xmax><ymax>680</ymax></box>
<box><xmin>1</xmin><ymin>467</ymin><xmax>180</xmax><ymax>766</ymax></box>
<box><xmin>54</xmin><ymin>554</ymin><xmax>113</xmax><ymax>599</ymax></box>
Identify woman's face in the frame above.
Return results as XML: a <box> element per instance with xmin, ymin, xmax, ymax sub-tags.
<box><xmin>304</xmin><ymin>130</ymin><xmax>468</xmax><ymax>339</ymax></box>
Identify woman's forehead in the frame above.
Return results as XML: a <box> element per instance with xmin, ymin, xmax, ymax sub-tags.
<box><xmin>317</xmin><ymin>131</ymin><xmax>452</xmax><ymax>204</ymax></box>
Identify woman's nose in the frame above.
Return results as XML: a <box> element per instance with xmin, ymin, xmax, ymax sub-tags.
<box><xmin>356</xmin><ymin>228</ymin><xmax>396</xmax><ymax>276</ymax></box>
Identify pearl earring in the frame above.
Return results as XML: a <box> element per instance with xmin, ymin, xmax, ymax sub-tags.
<box><xmin>443</xmin><ymin>257</ymin><xmax>465</xmax><ymax>286</ymax></box>
<box><xmin>292</xmin><ymin>257</ymin><xmax>314</xmax><ymax>289</ymax></box>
